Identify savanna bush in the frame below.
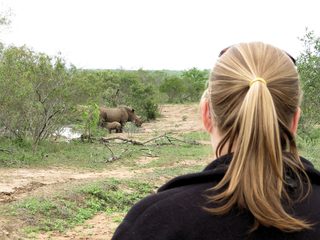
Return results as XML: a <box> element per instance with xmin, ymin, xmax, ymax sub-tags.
<box><xmin>159</xmin><ymin>68</ymin><xmax>208</xmax><ymax>103</ymax></box>
<box><xmin>0</xmin><ymin>46</ymin><xmax>79</xmax><ymax>147</ymax></box>
<box><xmin>297</xmin><ymin>29</ymin><xmax>320</xmax><ymax>134</ymax></box>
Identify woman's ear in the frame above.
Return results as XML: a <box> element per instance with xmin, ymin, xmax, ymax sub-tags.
<box><xmin>290</xmin><ymin>107</ymin><xmax>301</xmax><ymax>135</ymax></box>
<box><xmin>200</xmin><ymin>99</ymin><xmax>213</xmax><ymax>133</ymax></box>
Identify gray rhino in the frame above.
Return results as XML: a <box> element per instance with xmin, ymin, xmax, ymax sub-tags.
<box><xmin>99</xmin><ymin>106</ymin><xmax>142</xmax><ymax>128</ymax></box>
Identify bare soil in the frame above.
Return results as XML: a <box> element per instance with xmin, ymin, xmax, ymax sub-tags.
<box><xmin>0</xmin><ymin>104</ymin><xmax>208</xmax><ymax>239</ymax></box>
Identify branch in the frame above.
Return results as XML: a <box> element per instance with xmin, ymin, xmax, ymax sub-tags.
<box><xmin>99</xmin><ymin>133</ymin><xmax>201</xmax><ymax>146</ymax></box>
<box><xmin>36</xmin><ymin>109</ymin><xmax>62</xmax><ymax>143</ymax></box>
<box><xmin>100</xmin><ymin>137</ymin><xmax>144</xmax><ymax>145</ymax></box>
<box><xmin>105</xmin><ymin>144</ymin><xmax>118</xmax><ymax>161</ymax></box>
<box><xmin>141</xmin><ymin>133</ymin><xmax>168</xmax><ymax>145</ymax></box>
<box><xmin>166</xmin><ymin>135</ymin><xmax>200</xmax><ymax>145</ymax></box>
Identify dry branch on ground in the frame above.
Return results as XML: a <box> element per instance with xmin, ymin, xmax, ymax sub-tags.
<box><xmin>100</xmin><ymin>133</ymin><xmax>200</xmax><ymax>146</ymax></box>
<box><xmin>101</xmin><ymin>133</ymin><xmax>200</xmax><ymax>162</ymax></box>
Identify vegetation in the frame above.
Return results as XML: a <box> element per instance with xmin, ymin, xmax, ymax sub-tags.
<box><xmin>297</xmin><ymin>29</ymin><xmax>320</xmax><ymax>134</ymax></box>
<box><xmin>0</xmin><ymin>46</ymin><xmax>77</xmax><ymax>149</ymax></box>
<box><xmin>159</xmin><ymin>68</ymin><xmax>208</xmax><ymax>103</ymax></box>
<box><xmin>0</xmin><ymin>132</ymin><xmax>211</xmax><ymax>169</ymax></box>
<box><xmin>0</xmin><ymin>42</ymin><xmax>209</xmax><ymax>147</ymax></box>
<box><xmin>4</xmin><ymin>179</ymin><xmax>154</xmax><ymax>233</ymax></box>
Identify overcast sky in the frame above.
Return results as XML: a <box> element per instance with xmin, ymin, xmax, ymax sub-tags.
<box><xmin>0</xmin><ymin>0</ymin><xmax>319</xmax><ymax>70</ymax></box>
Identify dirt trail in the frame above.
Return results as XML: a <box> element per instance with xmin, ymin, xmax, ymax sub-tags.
<box><xmin>0</xmin><ymin>167</ymin><xmax>147</xmax><ymax>203</ymax></box>
<box><xmin>0</xmin><ymin>104</ymin><xmax>205</xmax><ymax>239</ymax></box>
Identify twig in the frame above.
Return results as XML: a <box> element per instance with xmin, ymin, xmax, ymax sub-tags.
<box><xmin>142</xmin><ymin>133</ymin><xmax>168</xmax><ymax>145</ymax></box>
<box><xmin>104</xmin><ymin>144</ymin><xmax>131</xmax><ymax>162</ymax></box>
<box><xmin>165</xmin><ymin>135</ymin><xmax>173</xmax><ymax>145</ymax></box>
<box><xmin>104</xmin><ymin>144</ymin><xmax>116</xmax><ymax>159</ymax></box>
<box><xmin>0</xmin><ymin>148</ymin><xmax>12</xmax><ymax>153</ymax></box>
<box><xmin>166</xmin><ymin>136</ymin><xmax>200</xmax><ymax>145</ymax></box>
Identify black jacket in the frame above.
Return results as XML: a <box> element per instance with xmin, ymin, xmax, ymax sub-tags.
<box><xmin>112</xmin><ymin>154</ymin><xmax>320</xmax><ymax>240</ymax></box>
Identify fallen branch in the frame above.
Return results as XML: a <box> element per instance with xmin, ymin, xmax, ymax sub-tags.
<box><xmin>99</xmin><ymin>133</ymin><xmax>201</xmax><ymax>146</ymax></box>
<box><xmin>101</xmin><ymin>136</ymin><xmax>144</xmax><ymax>145</ymax></box>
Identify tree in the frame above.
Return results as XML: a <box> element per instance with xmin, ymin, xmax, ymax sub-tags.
<box><xmin>159</xmin><ymin>76</ymin><xmax>186</xmax><ymax>103</ymax></box>
<box><xmin>0</xmin><ymin>46</ymin><xmax>76</xmax><ymax>148</ymax></box>
<box><xmin>297</xmin><ymin>29</ymin><xmax>320</xmax><ymax>132</ymax></box>
<box><xmin>159</xmin><ymin>68</ymin><xmax>209</xmax><ymax>103</ymax></box>
<box><xmin>181</xmin><ymin>68</ymin><xmax>208</xmax><ymax>102</ymax></box>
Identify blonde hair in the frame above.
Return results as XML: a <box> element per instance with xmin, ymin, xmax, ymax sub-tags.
<box><xmin>206</xmin><ymin>42</ymin><xmax>311</xmax><ymax>232</ymax></box>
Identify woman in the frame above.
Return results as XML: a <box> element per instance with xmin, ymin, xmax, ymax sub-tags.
<box><xmin>112</xmin><ymin>42</ymin><xmax>320</xmax><ymax>239</ymax></box>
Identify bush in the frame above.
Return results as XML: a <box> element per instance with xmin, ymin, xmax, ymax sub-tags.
<box><xmin>159</xmin><ymin>68</ymin><xmax>208</xmax><ymax>103</ymax></box>
<box><xmin>297</xmin><ymin>29</ymin><xmax>320</xmax><ymax>133</ymax></box>
<box><xmin>0</xmin><ymin>46</ymin><xmax>77</xmax><ymax>148</ymax></box>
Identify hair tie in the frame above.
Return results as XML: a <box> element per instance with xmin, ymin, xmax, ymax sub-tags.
<box><xmin>250</xmin><ymin>77</ymin><xmax>266</xmax><ymax>87</ymax></box>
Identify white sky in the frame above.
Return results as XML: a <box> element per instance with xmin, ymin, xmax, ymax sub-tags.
<box><xmin>0</xmin><ymin>0</ymin><xmax>319</xmax><ymax>70</ymax></box>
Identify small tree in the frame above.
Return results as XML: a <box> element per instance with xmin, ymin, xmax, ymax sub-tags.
<box><xmin>181</xmin><ymin>68</ymin><xmax>208</xmax><ymax>102</ymax></box>
<box><xmin>297</xmin><ymin>29</ymin><xmax>320</xmax><ymax>133</ymax></box>
<box><xmin>0</xmin><ymin>46</ymin><xmax>76</xmax><ymax>148</ymax></box>
<box><xmin>130</xmin><ymin>84</ymin><xmax>159</xmax><ymax>120</ymax></box>
<box><xmin>159</xmin><ymin>76</ymin><xmax>186</xmax><ymax>103</ymax></box>
<box><xmin>81</xmin><ymin>103</ymin><xmax>100</xmax><ymax>141</ymax></box>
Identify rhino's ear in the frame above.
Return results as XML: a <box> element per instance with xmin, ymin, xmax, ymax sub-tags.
<box><xmin>131</xmin><ymin>108</ymin><xmax>135</xmax><ymax>113</ymax></box>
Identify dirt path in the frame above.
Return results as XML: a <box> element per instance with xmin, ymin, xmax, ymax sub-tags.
<box><xmin>0</xmin><ymin>167</ymin><xmax>150</xmax><ymax>203</ymax></box>
<box><xmin>0</xmin><ymin>104</ymin><xmax>206</xmax><ymax>239</ymax></box>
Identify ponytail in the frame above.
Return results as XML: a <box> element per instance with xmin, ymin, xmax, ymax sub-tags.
<box><xmin>206</xmin><ymin>42</ymin><xmax>312</xmax><ymax>232</ymax></box>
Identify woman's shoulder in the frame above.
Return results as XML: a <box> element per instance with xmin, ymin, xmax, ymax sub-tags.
<box><xmin>300</xmin><ymin>156</ymin><xmax>320</xmax><ymax>185</ymax></box>
<box><xmin>111</xmin><ymin>156</ymin><xmax>229</xmax><ymax>240</ymax></box>
<box><xmin>111</xmin><ymin>182</ymin><xmax>210</xmax><ymax>240</ymax></box>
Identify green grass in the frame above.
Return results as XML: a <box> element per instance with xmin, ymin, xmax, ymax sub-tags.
<box><xmin>142</xmin><ymin>144</ymin><xmax>212</xmax><ymax>168</ymax></box>
<box><xmin>0</xmin><ymin>131</ymin><xmax>213</xmax><ymax>169</ymax></box>
<box><xmin>297</xmin><ymin>139</ymin><xmax>320</xmax><ymax>170</ymax></box>
<box><xmin>0</xmin><ymin>137</ymin><xmax>144</xmax><ymax>169</ymax></box>
<box><xmin>152</xmin><ymin>164</ymin><xmax>204</xmax><ymax>178</ymax></box>
<box><xmin>3</xmin><ymin>179</ymin><xmax>154</xmax><ymax>235</ymax></box>
<box><xmin>1</xmin><ymin>129</ymin><xmax>318</xmax><ymax>170</ymax></box>
<box><xmin>179</xmin><ymin>131</ymin><xmax>210</xmax><ymax>142</ymax></box>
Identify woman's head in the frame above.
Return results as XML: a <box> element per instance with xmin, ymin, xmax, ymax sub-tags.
<box><xmin>203</xmin><ymin>42</ymin><xmax>311</xmax><ymax>232</ymax></box>
<box><xmin>208</xmin><ymin>42</ymin><xmax>300</xmax><ymax>145</ymax></box>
